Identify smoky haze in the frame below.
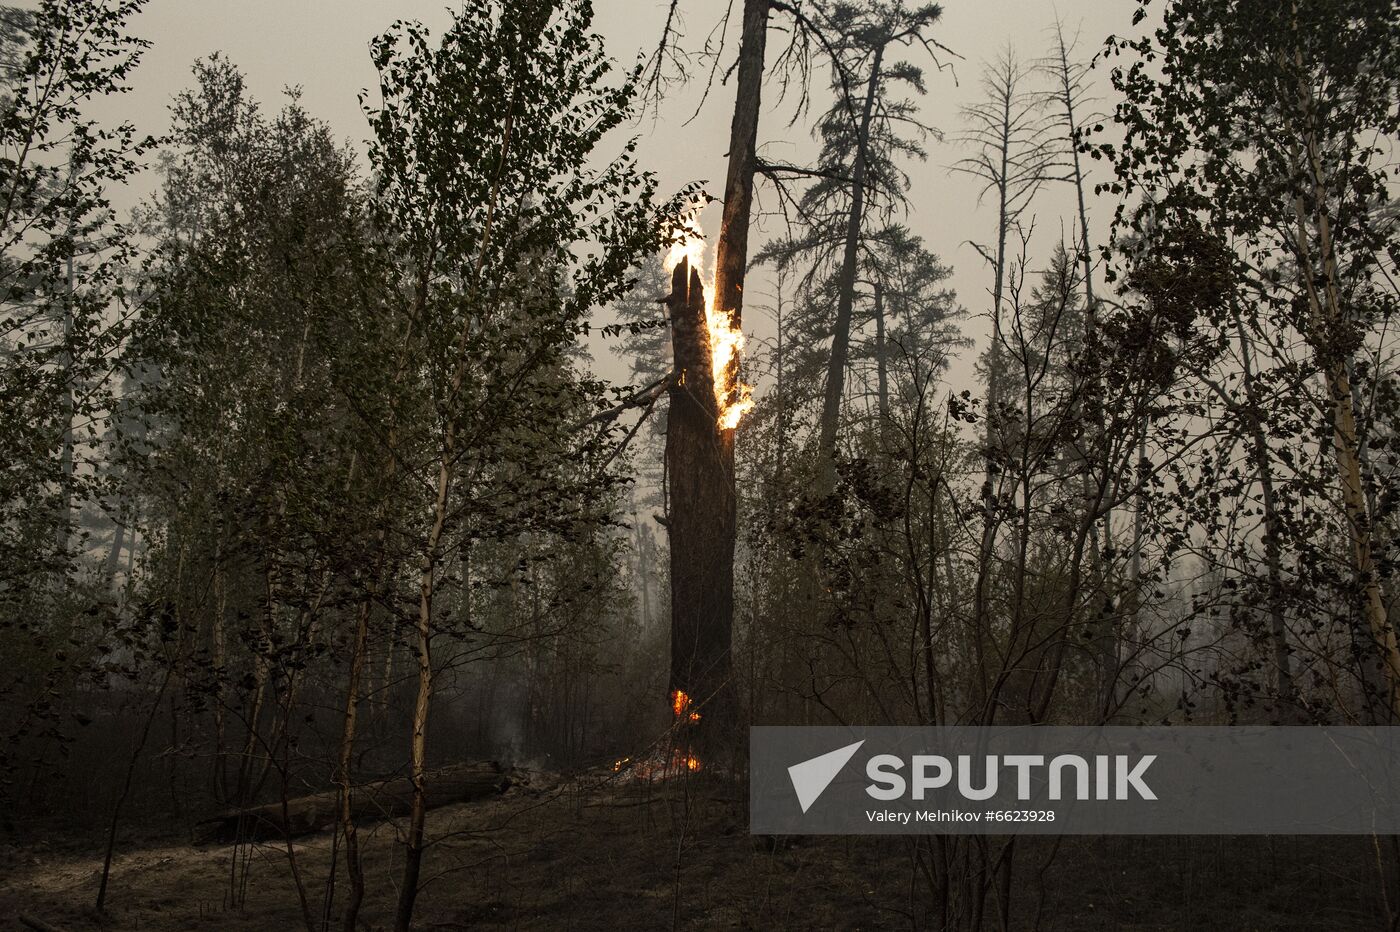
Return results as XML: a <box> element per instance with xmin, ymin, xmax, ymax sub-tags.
<box><xmin>8</xmin><ymin>1</ymin><xmax>1400</xmax><ymax>929</ymax></box>
<box><xmin>85</xmin><ymin>0</ymin><xmax>1131</xmax><ymax>390</ymax></box>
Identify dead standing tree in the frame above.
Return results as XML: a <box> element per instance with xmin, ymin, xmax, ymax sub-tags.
<box><xmin>664</xmin><ymin>259</ymin><xmax>737</xmax><ymax>752</ymax></box>
<box><xmin>649</xmin><ymin>0</ymin><xmax>770</xmax><ymax>754</ymax></box>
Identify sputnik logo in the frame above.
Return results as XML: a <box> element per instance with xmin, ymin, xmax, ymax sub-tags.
<box><xmin>787</xmin><ymin>740</ymin><xmax>865</xmax><ymax>813</ymax></box>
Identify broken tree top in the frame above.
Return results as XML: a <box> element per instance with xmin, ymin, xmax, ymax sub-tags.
<box><xmin>667</xmin><ymin>259</ymin><xmax>720</xmax><ymax>422</ymax></box>
<box><xmin>664</xmin><ymin>256</ymin><xmax>753</xmax><ymax>431</ymax></box>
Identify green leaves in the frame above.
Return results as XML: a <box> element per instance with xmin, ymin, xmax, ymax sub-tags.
<box><xmin>362</xmin><ymin>0</ymin><xmax>683</xmax><ymax>536</ymax></box>
<box><xmin>0</xmin><ymin>0</ymin><xmax>157</xmax><ymax>764</ymax></box>
<box><xmin>1098</xmin><ymin>0</ymin><xmax>1400</xmax><ymax>719</ymax></box>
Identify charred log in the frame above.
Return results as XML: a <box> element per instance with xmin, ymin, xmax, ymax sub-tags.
<box><xmin>194</xmin><ymin>761</ymin><xmax>508</xmax><ymax>844</ymax></box>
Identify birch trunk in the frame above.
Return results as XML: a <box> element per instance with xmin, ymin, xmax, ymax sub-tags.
<box><xmin>1289</xmin><ymin>65</ymin><xmax>1400</xmax><ymax>720</ymax></box>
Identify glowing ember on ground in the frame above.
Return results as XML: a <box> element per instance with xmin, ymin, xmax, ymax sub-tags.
<box><xmin>663</xmin><ymin>209</ymin><xmax>755</xmax><ymax>430</ymax></box>
<box><xmin>611</xmin><ymin>748</ymin><xmax>702</xmax><ymax>780</ymax></box>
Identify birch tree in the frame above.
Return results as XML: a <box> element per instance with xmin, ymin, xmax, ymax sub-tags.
<box><xmin>0</xmin><ymin>0</ymin><xmax>154</xmax><ymax>786</ymax></box>
<box><xmin>1102</xmin><ymin>0</ymin><xmax>1400</xmax><ymax>720</ymax></box>
<box><xmin>363</xmin><ymin>3</ymin><xmax>677</xmax><ymax>925</ymax></box>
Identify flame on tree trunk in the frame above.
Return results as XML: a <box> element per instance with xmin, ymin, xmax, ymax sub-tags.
<box><xmin>651</xmin><ymin>0</ymin><xmax>764</xmax><ymax>759</ymax></box>
<box><xmin>664</xmin><ymin>258</ymin><xmax>736</xmax><ymax>753</ymax></box>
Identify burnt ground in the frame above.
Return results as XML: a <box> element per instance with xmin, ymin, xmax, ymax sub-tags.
<box><xmin>0</xmin><ymin>771</ymin><xmax>1389</xmax><ymax>930</ymax></box>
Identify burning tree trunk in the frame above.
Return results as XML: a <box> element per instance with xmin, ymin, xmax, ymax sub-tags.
<box><xmin>664</xmin><ymin>258</ymin><xmax>736</xmax><ymax>752</ymax></box>
<box><xmin>659</xmin><ymin>0</ymin><xmax>766</xmax><ymax>758</ymax></box>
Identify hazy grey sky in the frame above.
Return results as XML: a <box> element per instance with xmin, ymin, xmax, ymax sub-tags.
<box><xmin>88</xmin><ymin>0</ymin><xmax>1137</xmax><ymax>391</ymax></box>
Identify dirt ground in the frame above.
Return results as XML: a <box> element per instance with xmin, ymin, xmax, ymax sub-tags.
<box><xmin>0</xmin><ymin>771</ymin><xmax>1388</xmax><ymax>930</ymax></box>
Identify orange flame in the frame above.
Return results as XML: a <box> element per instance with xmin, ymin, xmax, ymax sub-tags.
<box><xmin>602</xmin><ymin>689</ymin><xmax>706</xmax><ymax>780</ymax></box>
<box><xmin>670</xmin><ymin>688</ymin><xmax>702</xmax><ymax>723</ymax></box>
<box><xmin>664</xmin><ymin>210</ymin><xmax>755</xmax><ymax>430</ymax></box>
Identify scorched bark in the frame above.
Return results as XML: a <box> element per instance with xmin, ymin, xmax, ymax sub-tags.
<box><xmin>664</xmin><ymin>260</ymin><xmax>736</xmax><ymax>746</ymax></box>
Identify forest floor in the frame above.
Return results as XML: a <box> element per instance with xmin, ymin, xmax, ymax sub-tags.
<box><xmin>0</xmin><ymin>768</ymin><xmax>1388</xmax><ymax>930</ymax></box>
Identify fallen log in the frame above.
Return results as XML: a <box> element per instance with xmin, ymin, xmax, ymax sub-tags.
<box><xmin>19</xmin><ymin>914</ymin><xmax>70</xmax><ymax>932</ymax></box>
<box><xmin>194</xmin><ymin>761</ymin><xmax>509</xmax><ymax>844</ymax></box>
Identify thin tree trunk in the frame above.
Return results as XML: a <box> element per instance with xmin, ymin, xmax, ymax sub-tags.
<box><xmin>211</xmin><ymin>536</ymin><xmax>228</xmax><ymax>802</ymax></box>
<box><xmin>873</xmin><ymin>282</ymin><xmax>889</xmax><ymax>432</ymax></box>
<box><xmin>1234</xmin><ymin>313</ymin><xmax>1299</xmax><ymax>718</ymax></box>
<box><xmin>235</xmin><ymin>317</ymin><xmax>316</xmax><ymax>813</ymax></box>
<box><xmin>335</xmin><ymin>545</ymin><xmax>383</xmax><ymax>931</ymax></box>
<box><xmin>327</xmin><ymin>346</ymin><xmax>406</xmax><ymax>930</ymax></box>
<box><xmin>104</xmin><ymin>520</ymin><xmax>125</xmax><ymax>583</ymax></box>
<box><xmin>395</xmin><ymin>454</ymin><xmax>449</xmax><ymax>932</ymax></box>
<box><xmin>971</xmin><ymin>70</ymin><xmax>1015</xmax><ymax>720</ymax></box>
<box><xmin>395</xmin><ymin>99</ymin><xmax>515</xmax><ymax>931</ymax></box>
<box><xmin>96</xmin><ymin>666</ymin><xmax>173</xmax><ymax>913</ymax></box>
<box><xmin>124</xmin><ymin>517</ymin><xmax>137</xmax><ymax>577</ymax></box>
<box><xmin>1049</xmin><ymin>24</ymin><xmax>1117</xmax><ymax>718</ymax></box>
<box><xmin>233</xmin><ymin>532</ymin><xmax>275</xmax><ymax>810</ymax></box>
<box><xmin>56</xmin><ymin>192</ymin><xmax>75</xmax><ymax>562</ymax></box>
<box><xmin>817</xmin><ymin>42</ymin><xmax>885</xmax><ymax>487</ymax></box>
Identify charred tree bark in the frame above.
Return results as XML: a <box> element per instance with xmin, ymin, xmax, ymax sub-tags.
<box><xmin>665</xmin><ymin>260</ymin><xmax>736</xmax><ymax>751</ymax></box>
